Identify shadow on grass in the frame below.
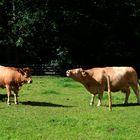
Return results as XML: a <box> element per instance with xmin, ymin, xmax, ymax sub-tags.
<box><xmin>0</xmin><ymin>94</ymin><xmax>74</xmax><ymax>108</ymax></box>
<box><xmin>112</xmin><ymin>103</ymin><xmax>140</xmax><ymax>107</ymax></box>
<box><xmin>21</xmin><ymin>101</ymin><xmax>74</xmax><ymax>108</ymax></box>
<box><xmin>0</xmin><ymin>94</ymin><xmax>7</xmax><ymax>102</ymax></box>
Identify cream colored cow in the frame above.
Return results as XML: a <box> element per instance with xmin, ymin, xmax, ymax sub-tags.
<box><xmin>66</xmin><ymin>67</ymin><xmax>140</xmax><ymax>111</ymax></box>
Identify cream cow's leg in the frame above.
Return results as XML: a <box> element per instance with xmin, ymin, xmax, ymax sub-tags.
<box><xmin>90</xmin><ymin>94</ymin><xmax>96</xmax><ymax>105</ymax></box>
<box><xmin>97</xmin><ymin>93</ymin><xmax>103</xmax><ymax>107</ymax></box>
<box><xmin>131</xmin><ymin>83</ymin><xmax>140</xmax><ymax>104</ymax></box>
<box><xmin>124</xmin><ymin>88</ymin><xmax>130</xmax><ymax>105</ymax></box>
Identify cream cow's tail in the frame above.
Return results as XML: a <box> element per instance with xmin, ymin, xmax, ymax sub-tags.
<box><xmin>104</xmin><ymin>72</ymin><xmax>112</xmax><ymax>111</ymax></box>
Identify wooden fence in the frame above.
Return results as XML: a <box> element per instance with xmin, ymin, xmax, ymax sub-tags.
<box><xmin>2</xmin><ymin>64</ymin><xmax>140</xmax><ymax>77</ymax></box>
<box><xmin>2</xmin><ymin>64</ymin><xmax>62</xmax><ymax>75</ymax></box>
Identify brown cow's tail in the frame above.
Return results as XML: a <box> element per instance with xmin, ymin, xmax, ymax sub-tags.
<box><xmin>104</xmin><ymin>72</ymin><xmax>112</xmax><ymax>111</ymax></box>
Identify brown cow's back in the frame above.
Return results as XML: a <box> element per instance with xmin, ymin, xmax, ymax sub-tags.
<box><xmin>0</xmin><ymin>66</ymin><xmax>21</xmax><ymax>87</ymax></box>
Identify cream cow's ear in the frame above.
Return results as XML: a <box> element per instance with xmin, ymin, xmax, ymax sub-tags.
<box><xmin>79</xmin><ymin>68</ymin><xmax>83</xmax><ymax>72</ymax></box>
<box><xmin>76</xmin><ymin>68</ymin><xmax>82</xmax><ymax>73</ymax></box>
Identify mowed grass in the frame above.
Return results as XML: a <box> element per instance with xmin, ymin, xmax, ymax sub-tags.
<box><xmin>0</xmin><ymin>76</ymin><xmax>140</xmax><ymax>140</ymax></box>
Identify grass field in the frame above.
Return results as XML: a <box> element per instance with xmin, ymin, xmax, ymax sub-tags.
<box><xmin>0</xmin><ymin>76</ymin><xmax>140</xmax><ymax>140</ymax></box>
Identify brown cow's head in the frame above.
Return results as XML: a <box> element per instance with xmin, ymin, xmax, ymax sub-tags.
<box><xmin>17</xmin><ymin>67</ymin><xmax>33</xmax><ymax>84</ymax></box>
<box><xmin>23</xmin><ymin>67</ymin><xmax>33</xmax><ymax>75</ymax></box>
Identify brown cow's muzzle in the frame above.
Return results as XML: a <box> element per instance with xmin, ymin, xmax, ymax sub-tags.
<box><xmin>28</xmin><ymin>79</ymin><xmax>32</xmax><ymax>84</ymax></box>
<box><xmin>27</xmin><ymin>78</ymin><xmax>32</xmax><ymax>84</ymax></box>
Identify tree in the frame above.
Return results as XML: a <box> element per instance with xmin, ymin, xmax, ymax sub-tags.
<box><xmin>0</xmin><ymin>0</ymin><xmax>138</xmax><ymax>71</ymax></box>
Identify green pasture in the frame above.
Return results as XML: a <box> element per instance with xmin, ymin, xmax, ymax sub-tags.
<box><xmin>0</xmin><ymin>76</ymin><xmax>140</xmax><ymax>140</ymax></box>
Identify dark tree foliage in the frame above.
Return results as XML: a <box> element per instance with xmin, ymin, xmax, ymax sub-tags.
<box><xmin>47</xmin><ymin>0</ymin><xmax>137</xmax><ymax>68</ymax></box>
<box><xmin>0</xmin><ymin>0</ymin><xmax>139</xmax><ymax>72</ymax></box>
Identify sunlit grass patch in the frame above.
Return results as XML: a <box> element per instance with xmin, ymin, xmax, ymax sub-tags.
<box><xmin>42</xmin><ymin>89</ymin><xmax>60</xmax><ymax>95</ymax></box>
<box><xmin>0</xmin><ymin>76</ymin><xmax>140</xmax><ymax>140</ymax></box>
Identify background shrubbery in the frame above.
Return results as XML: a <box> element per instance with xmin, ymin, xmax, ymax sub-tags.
<box><xmin>0</xmin><ymin>0</ymin><xmax>139</xmax><ymax>74</ymax></box>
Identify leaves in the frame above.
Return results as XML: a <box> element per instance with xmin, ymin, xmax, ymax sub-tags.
<box><xmin>0</xmin><ymin>0</ymin><xmax>138</xmax><ymax>66</ymax></box>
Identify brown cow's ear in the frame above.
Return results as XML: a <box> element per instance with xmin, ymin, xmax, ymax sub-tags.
<box><xmin>23</xmin><ymin>67</ymin><xmax>30</xmax><ymax>72</ymax></box>
<box><xmin>17</xmin><ymin>68</ymin><xmax>25</xmax><ymax>75</ymax></box>
<box><xmin>23</xmin><ymin>67</ymin><xmax>33</xmax><ymax>74</ymax></box>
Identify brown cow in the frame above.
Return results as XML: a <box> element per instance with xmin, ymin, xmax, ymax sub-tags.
<box><xmin>66</xmin><ymin>68</ymin><xmax>112</xmax><ymax>110</ymax></box>
<box><xmin>0</xmin><ymin>66</ymin><xmax>32</xmax><ymax>105</ymax></box>
<box><xmin>66</xmin><ymin>67</ymin><xmax>140</xmax><ymax>111</ymax></box>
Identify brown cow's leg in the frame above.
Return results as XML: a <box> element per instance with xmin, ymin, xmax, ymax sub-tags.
<box><xmin>90</xmin><ymin>94</ymin><xmax>96</xmax><ymax>105</ymax></box>
<box><xmin>14</xmin><ymin>93</ymin><xmax>18</xmax><ymax>104</ymax></box>
<box><xmin>13</xmin><ymin>88</ymin><xmax>19</xmax><ymax>104</ymax></box>
<box><xmin>6</xmin><ymin>85</ymin><xmax>11</xmax><ymax>105</ymax></box>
